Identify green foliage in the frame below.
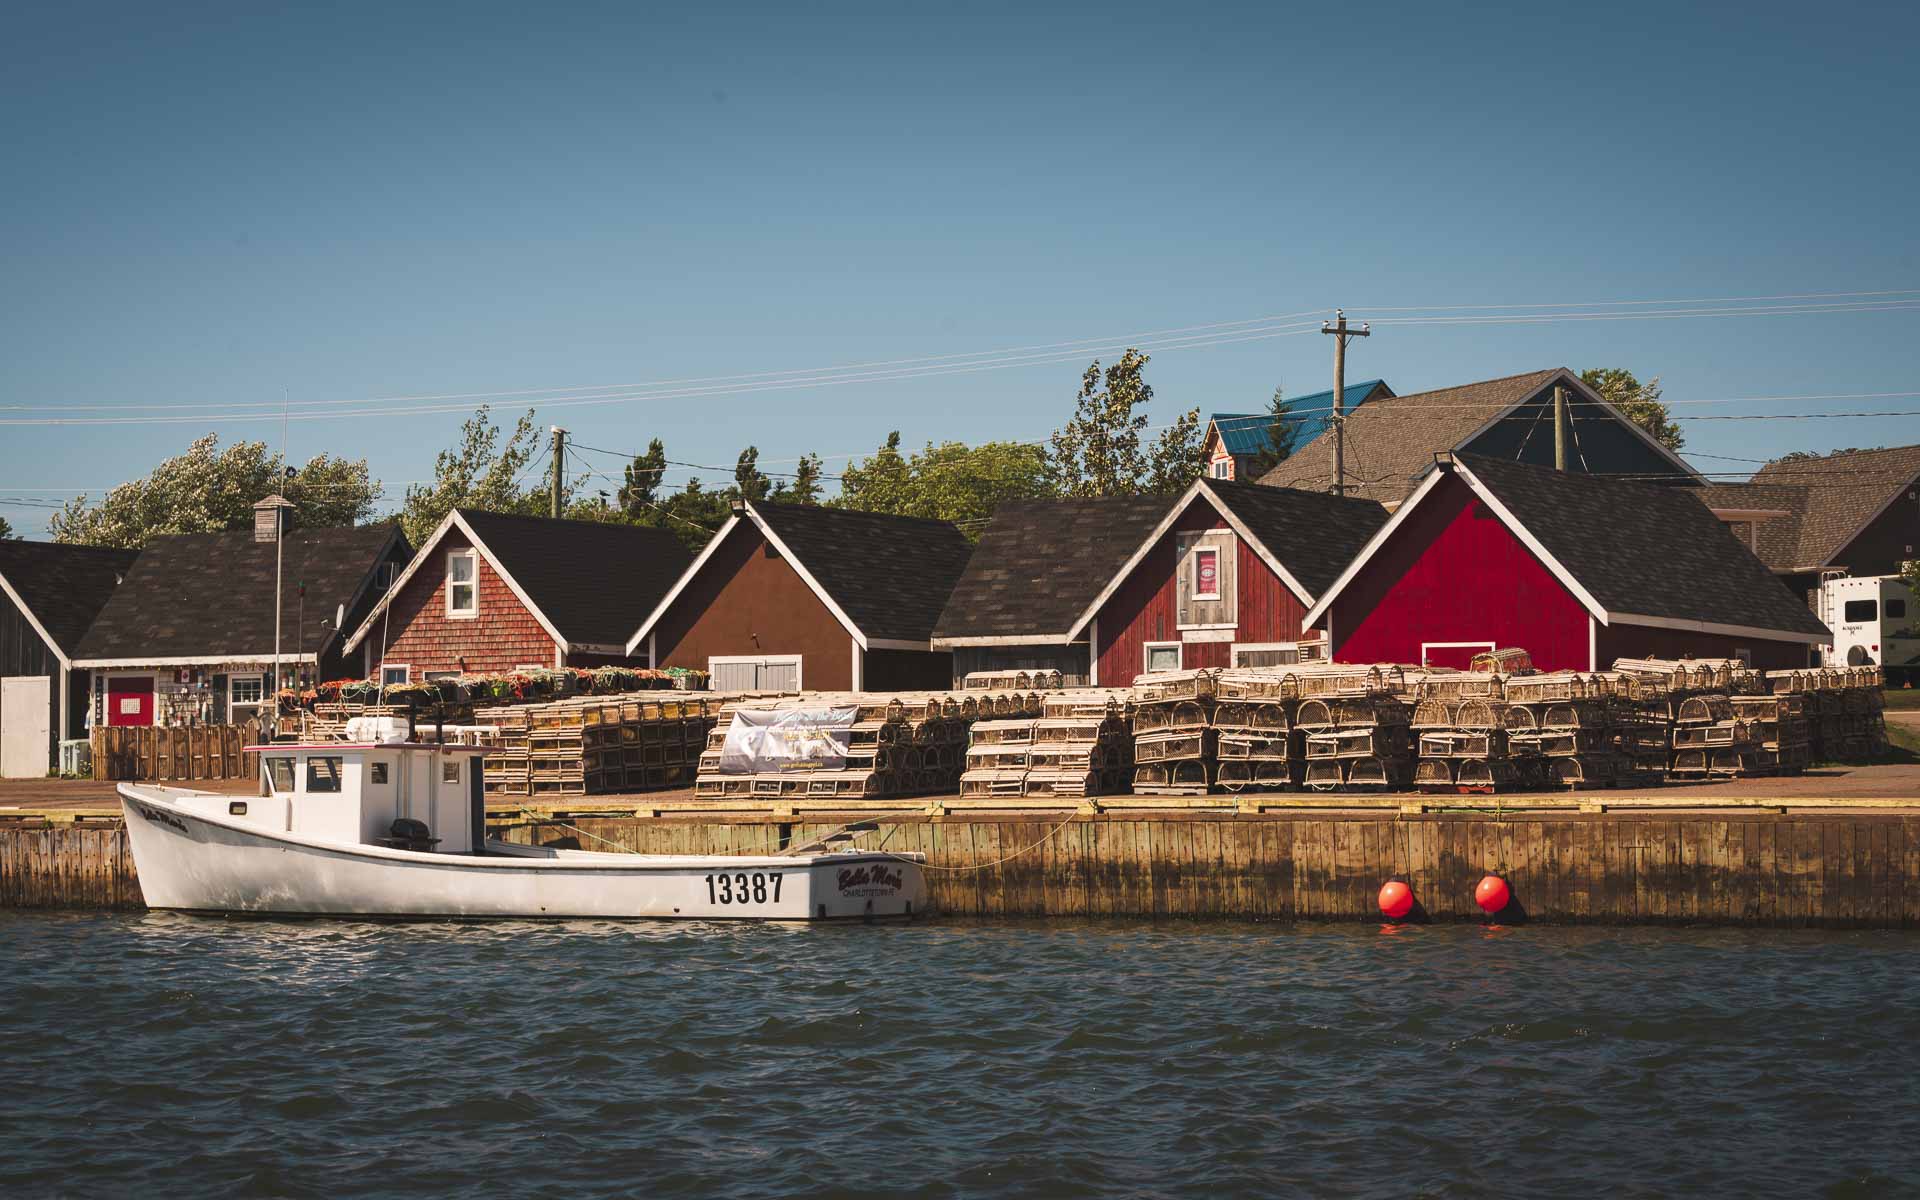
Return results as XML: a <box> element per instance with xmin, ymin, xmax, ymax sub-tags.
<box><xmin>1579</xmin><ymin>368</ymin><xmax>1684</xmax><ymax>452</ymax></box>
<box><xmin>395</xmin><ymin>407</ymin><xmax>543</xmax><ymax>545</ymax></box>
<box><xmin>1241</xmin><ymin>386</ymin><xmax>1305</xmax><ymax>480</ymax></box>
<box><xmin>653</xmin><ymin>478</ymin><xmax>733</xmax><ymax>552</ymax></box>
<box><xmin>787</xmin><ymin>454</ymin><xmax>824</xmax><ymax>506</ymax></box>
<box><xmin>838</xmin><ymin>434</ymin><xmax>1052</xmax><ymax>534</ymax></box>
<box><xmin>49</xmin><ymin>433</ymin><xmax>381</xmax><ymax>549</ymax></box>
<box><xmin>1049</xmin><ymin>349</ymin><xmax>1199</xmax><ymax>497</ymax></box>
<box><xmin>1900</xmin><ymin>559</ymin><xmax>1920</xmax><ymax>598</ymax></box>
<box><xmin>0</xmin><ymin>515</ymin><xmax>11</xmax><ymax>540</ymax></box>
<box><xmin>617</xmin><ymin>439</ymin><xmax>668</xmax><ymax>516</ymax></box>
<box><xmin>733</xmin><ymin>447</ymin><xmax>773</xmax><ymax>502</ymax></box>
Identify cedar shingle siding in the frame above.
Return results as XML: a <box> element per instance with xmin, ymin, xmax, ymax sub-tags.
<box><xmin>371</xmin><ymin>529</ymin><xmax>558</xmax><ymax>676</ymax></box>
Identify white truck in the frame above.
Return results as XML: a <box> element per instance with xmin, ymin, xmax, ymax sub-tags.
<box><xmin>1816</xmin><ymin>573</ymin><xmax>1919</xmax><ymax>685</ymax></box>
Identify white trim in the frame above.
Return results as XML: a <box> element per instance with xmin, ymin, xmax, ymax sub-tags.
<box><xmin>1420</xmin><ymin>640</ymin><xmax>1494</xmax><ymax>667</ymax></box>
<box><xmin>1088</xmin><ymin>616</ymin><xmax>1099</xmax><ymax>687</ymax></box>
<box><xmin>624</xmin><ymin>504</ymin><xmax>875</xmax><ymax>655</ymax></box>
<box><xmin>1176</xmin><ymin>622</ymin><xmax>1238</xmax><ymax>632</ymax></box>
<box><xmin>0</xmin><ymin>570</ymin><xmax>71</xmax><ymax>670</ymax></box>
<box><xmin>1452</xmin><ymin>459</ymin><xmax>1611</xmax><ymax>619</ymax></box>
<box><xmin>1190</xmin><ymin>545</ymin><xmax>1222</xmax><ymax>601</ymax></box>
<box><xmin>623</xmin><ymin>515</ymin><xmax>740</xmax><ymax>656</ymax></box>
<box><xmin>1181</xmin><ymin>629</ymin><xmax>1234</xmax><ymax>644</ymax></box>
<box><xmin>1065</xmin><ymin>478</ymin><xmax>1321</xmax><ymax>642</ymax></box>
<box><xmin>1142</xmin><ymin>640</ymin><xmax>1183</xmax><ymax>673</ymax></box>
<box><xmin>568</xmin><ymin>642</ymin><xmax>629</xmax><ymax>656</ymax></box>
<box><xmin>1301</xmin><ymin>466</ymin><xmax>1450</xmax><ymax>629</ymax></box>
<box><xmin>1814</xmin><ymin>465</ymin><xmax>1920</xmax><ymax>568</ymax></box>
<box><xmin>851</xmin><ymin>639</ymin><xmax>863</xmax><ymax>692</ymax></box>
<box><xmin>707</xmin><ymin>654</ymin><xmax>803</xmax><ymax>691</ymax></box>
<box><xmin>867</xmin><ymin>637</ymin><xmax>933</xmax><ymax>652</ymax></box>
<box><xmin>1706</xmin><ymin>507</ymin><xmax>1792</xmax><ymax>522</ymax></box>
<box><xmin>74</xmin><ymin>652</ymin><xmax>318</xmax><ymax>668</ymax></box>
<box><xmin>378</xmin><ymin>663</ymin><xmax>411</xmax><ymax>686</ymax></box>
<box><xmin>343</xmin><ymin>511</ymin><xmax>570</xmax><ymax>655</ymax></box>
<box><xmin>445</xmin><ymin>548</ymin><xmax>478</xmax><ymax>619</ymax></box>
<box><xmin>931</xmin><ymin>633</ymin><xmax>1076</xmax><ymax>648</ymax></box>
<box><xmin>1609</xmin><ymin>611</ymin><xmax>1831</xmax><ymax>646</ymax></box>
<box><xmin>647</xmin><ymin>632</ymin><xmax>657</xmax><ymax>669</ymax></box>
<box><xmin>1589</xmin><ymin>614</ymin><xmax>1598</xmax><ymax>673</ymax></box>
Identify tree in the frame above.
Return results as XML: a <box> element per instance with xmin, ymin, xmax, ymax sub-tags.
<box><xmin>733</xmin><ymin>447</ymin><xmax>773</xmax><ymax>502</ymax></box>
<box><xmin>0</xmin><ymin>516</ymin><xmax>11</xmax><ymax>540</ymax></box>
<box><xmin>837</xmin><ymin>436</ymin><xmax>1053</xmax><ymax>533</ymax></box>
<box><xmin>395</xmin><ymin>407</ymin><xmax>542</xmax><ymax>545</ymax></box>
<box><xmin>1145</xmin><ymin>407</ymin><xmax>1204</xmax><ymax>496</ymax></box>
<box><xmin>1241</xmin><ymin>386</ymin><xmax>1304</xmax><ymax>480</ymax></box>
<box><xmin>49</xmin><ymin>434</ymin><xmax>380</xmax><ymax>549</ymax></box>
<box><xmin>653</xmin><ymin>478</ymin><xmax>732</xmax><ymax>552</ymax></box>
<box><xmin>1049</xmin><ymin>351</ymin><xmax>1153</xmax><ymax>498</ymax></box>
<box><xmin>1901</xmin><ymin>559</ymin><xmax>1920</xmax><ymax>599</ymax></box>
<box><xmin>837</xmin><ymin>431</ymin><xmax>913</xmax><ymax>513</ymax></box>
<box><xmin>787</xmin><ymin>454</ymin><xmax>824</xmax><ymax>506</ymax></box>
<box><xmin>617</xmin><ymin>439</ymin><xmax>668</xmax><ymax>517</ymax></box>
<box><xmin>1580</xmin><ymin>368</ymin><xmax>1684</xmax><ymax>452</ymax></box>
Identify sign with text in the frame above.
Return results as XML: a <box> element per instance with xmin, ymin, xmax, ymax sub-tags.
<box><xmin>718</xmin><ymin>706</ymin><xmax>857</xmax><ymax>774</ymax></box>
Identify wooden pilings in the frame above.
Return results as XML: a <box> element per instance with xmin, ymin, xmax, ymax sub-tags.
<box><xmin>8</xmin><ymin>809</ymin><xmax>1920</xmax><ymax>925</ymax></box>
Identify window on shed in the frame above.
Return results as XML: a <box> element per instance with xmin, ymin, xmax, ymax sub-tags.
<box><xmin>1192</xmin><ymin>547</ymin><xmax>1221</xmax><ymax>600</ymax></box>
<box><xmin>446</xmin><ymin>550</ymin><xmax>478</xmax><ymax>617</ymax></box>
<box><xmin>1887</xmin><ymin>598</ymin><xmax>1908</xmax><ymax>620</ymax></box>
<box><xmin>380</xmin><ymin>665</ymin><xmax>410</xmax><ymax>687</ymax></box>
<box><xmin>304</xmin><ymin>756</ymin><xmax>344</xmax><ymax>793</ymax></box>
<box><xmin>1144</xmin><ymin>643</ymin><xmax>1181</xmax><ymax>673</ymax></box>
<box><xmin>1211</xmin><ymin>459</ymin><xmax>1231</xmax><ymax>479</ymax></box>
<box><xmin>1844</xmin><ymin>599</ymin><xmax>1878</xmax><ymax>622</ymax></box>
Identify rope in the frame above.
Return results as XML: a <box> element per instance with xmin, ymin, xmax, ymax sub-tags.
<box><xmin>508</xmin><ymin>809</ymin><xmax>639</xmax><ymax>854</ymax></box>
<box><xmin>860</xmin><ymin>811</ymin><xmax>1084</xmax><ymax>873</ymax></box>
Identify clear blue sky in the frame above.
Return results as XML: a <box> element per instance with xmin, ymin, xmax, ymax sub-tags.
<box><xmin>4</xmin><ymin>0</ymin><xmax>1917</xmax><ymax>535</ymax></box>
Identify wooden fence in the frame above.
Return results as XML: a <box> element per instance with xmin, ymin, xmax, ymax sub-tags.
<box><xmin>90</xmin><ymin>724</ymin><xmax>261</xmax><ymax>782</ymax></box>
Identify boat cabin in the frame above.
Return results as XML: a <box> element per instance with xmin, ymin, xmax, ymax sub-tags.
<box><xmin>208</xmin><ymin>740</ymin><xmax>488</xmax><ymax>854</ymax></box>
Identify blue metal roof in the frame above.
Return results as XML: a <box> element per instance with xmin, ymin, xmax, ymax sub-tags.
<box><xmin>1209</xmin><ymin>380</ymin><xmax>1391</xmax><ymax>456</ymax></box>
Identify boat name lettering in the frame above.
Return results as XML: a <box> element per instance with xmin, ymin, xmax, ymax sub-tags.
<box><xmin>836</xmin><ymin>864</ymin><xmax>904</xmax><ymax>896</ymax></box>
<box><xmin>135</xmin><ymin>803</ymin><xmax>189</xmax><ymax>835</ymax></box>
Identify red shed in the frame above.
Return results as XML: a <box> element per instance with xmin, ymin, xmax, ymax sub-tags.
<box><xmin>1303</xmin><ymin>453</ymin><xmax>1833</xmax><ymax>671</ymax></box>
<box><xmin>341</xmin><ymin>509</ymin><xmax>691</xmax><ymax>682</ymax></box>
<box><xmin>626</xmin><ymin>501</ymin><xmax>973</xmax><ymax>693</ymax></box>
<box><xmin>1071</xmin><ymin>479</ymin><xmax>1388</xmax><ymax>688</ymax></box>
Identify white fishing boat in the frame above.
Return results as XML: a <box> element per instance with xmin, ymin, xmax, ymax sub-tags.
<box><xmin>118</xmin><ymin>728</ymin><xmax>925</xmax><ymax>921</ymax></box>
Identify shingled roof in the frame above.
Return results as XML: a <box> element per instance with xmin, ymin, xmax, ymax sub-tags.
<box><xmin>343</xmin><ymin>509</ymin><xmax>692</xmax><ymax>655</ymax></box>
<box><xmin>0</xmin><ymin>541</ymin><xmax>139</xmax><ymax>659</ymax></box>
<box><xmin>933</xmin><ymin>497</ymin><xmax>1168</xmax><ymax>642</ymax></box>
<box><xmin>1201</xmin><ymin>479</ymin><xmax>1390</xmax><ymax>601</ymax></box>
<box><xmin>1738</xmin><ymin>445</ymin><xmax>1920</xmax><ymax>571</ymax></box>
<box><xmin>1690</xmin><ymin>482</ymin><xmax>1811</xmax><ymax>571</ymax></box>
<box><xmin>76</xmin><ymin>525</ymin><xmax>405</xmax><ymax>664</ymax></box>
<box><xmin>1308</xmin><ymin>454</ymin><xmax>1828</xmax><ymax>641</ymax></box>
<box><xmin>749</xmin><ymin>503</ymin><xmax>975</xmax><ymax>643</ymax></box>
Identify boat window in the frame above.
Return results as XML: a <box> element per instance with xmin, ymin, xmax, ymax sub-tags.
<box><xmin>265</xmin><ymin>757</ymin><xmax>295</xmax><ymax>793</ymax></box>
<box><xmin>369</xmin><ymin>761</ymin><xmax>390</xmax><ymax>785</ymax></box>
<box><xmin>1844</xmin><ymin>599</ymin><xmax>1877</xmax><ymax>622</ymax></box>
<box><xmin>440</xmin><ymin>758</ymin><xmax>461</xmax><ymax>784</ymax></box>
<box><xmin>305</xmin><ymin>756</ymin><xmax>345</xmax><ymax>793</ymax></box>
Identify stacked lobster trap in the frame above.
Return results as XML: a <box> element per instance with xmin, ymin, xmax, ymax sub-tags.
<box><xmin>1613</xmin><ymin>657</ymin><xmax>1811</xmax><ymax>780</ymax></box>
<box><xmin>957</xmin><ymin>690</ymin><xmax>1133</xmax><ymax>799</ymax></box>
<box><xmin>693</xmin><ymin>689</ymin><xmax>1040</xmax><ymax>801</ymax></box>
<box><xmin>1767</xmin><ymin>666</ymin><xmax>1889</xmax><ymax>762</ymax></box>
<box><xmin>1130</xmin><ymin>670</ymin><xmax>1218</xmax><ymax>796</ymax></box>
<box><xmin>476</xmin><ymin>694</ymin><xmax>719</xmax><ymax>797</ymax></box>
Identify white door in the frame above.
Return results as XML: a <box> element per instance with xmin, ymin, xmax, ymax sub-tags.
<box><xmin>709</xmin><ymin>657</ymin><xmax>801</xmax><ymax>692</ymax></box>
<box><xmin>0</xmin><ymin>676</ymin><xmax>52</xmax><ymax>779</ymax></box>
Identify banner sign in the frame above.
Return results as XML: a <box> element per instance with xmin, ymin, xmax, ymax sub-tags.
<box><xmin>718</xmin><ymin>706</ymin><xmax>857</xmax><ymax>774</ymax></box>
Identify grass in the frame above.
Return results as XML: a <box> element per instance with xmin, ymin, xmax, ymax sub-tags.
<box><xmin>1887</xmin><ymin>721</ymin><xmax>1920</xmax><ymax>757</ymax></box>
<box><xmin>1883</xmin><ymin>687</ymin><xmax>1920</xmax><ymax>711</ymax></box>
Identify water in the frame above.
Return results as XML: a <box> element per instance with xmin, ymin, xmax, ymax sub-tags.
<box><xmin>5</xmin><ymin>915</ymin><xmax>1919</xmax><ymax>1199</ymax></box>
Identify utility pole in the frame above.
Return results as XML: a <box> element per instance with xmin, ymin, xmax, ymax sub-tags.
<box><xmin>1321</xmin><ymin>310</ymin><xmax>1370</xmax><ymax>496</ymax></box>
<box><xmin>1553</xmin><ymin>384</ymin><xmax>1569</xmax><ymax>471</ymax></box>
<box><xmin>550</xmin><ymin>426</ymin><xmax>568</xmax><ymax>518</ymax></box>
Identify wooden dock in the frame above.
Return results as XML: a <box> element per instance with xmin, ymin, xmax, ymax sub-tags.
<box><xmin>6</xmin><ymin>797</ymin><xmax>1920</xmax><ymax>925</ymax></box>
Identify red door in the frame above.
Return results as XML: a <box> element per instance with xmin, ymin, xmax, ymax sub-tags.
<box><xmin>1420</xmin><ymin>643</ymin><xmax>1494</xmax><ymax>670</ymax></box>
<box><xmin>106</xmin><ymin>676</ymin><xmax>155</xmax><ymax>726</ymax></box>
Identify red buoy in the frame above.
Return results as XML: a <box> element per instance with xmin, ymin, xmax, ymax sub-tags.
<box><xmin>1378</xmin><ymin>880</ymin><xmax>1414</xmax><ymax>920</ymax></box>
<box><xmin>1475</xmin><ymin>874</ymin><xmax>1510</xmax><ymax>915</ymax></box>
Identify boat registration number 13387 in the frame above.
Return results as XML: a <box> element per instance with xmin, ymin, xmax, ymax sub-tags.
<box><xmin>705</xmin><ymin>872</ymin><xmax>783</xmax><ymax>906</ymax></box>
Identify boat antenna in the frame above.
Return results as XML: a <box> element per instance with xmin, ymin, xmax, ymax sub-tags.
<box><xmin>272</xmin><ymin>390</ymin><xmax>290</xmax><ymax>742</ymax></box>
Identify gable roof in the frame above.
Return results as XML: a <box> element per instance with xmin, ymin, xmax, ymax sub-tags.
<box><xmin>1304</xmin><ymin>453</ymin><xmax>1830</xmax><ymax>643</ymax></box>
<box><xmin>343</xmin><ymin>509</ymin><xmax>691</xmax><ymax>656</ymax></box>
<box><xmin>1207</xmin><ymin>380</ymin><xmax>1392</xmax><ymax>457</ymax></box>
<box><xmin>76</xmin><ymin>524</ymin><xmax>405</xmax><ymax>665</ymax></box>
<box><xmin>1255</xmin><ymin>367</ymin><xmax>1699</xmax><ymax>503</ymax></box>
<box><xmin>1690</xmin><ymin>482</ymin><xmax>1810</xmax><ymax>571</ymax></box>
<box><xmin>932</xmin><ymin>497</ymin><xmax>1169</xmax><ymax>644</ymax></box>
<box><xmin>1066</xmin><ymin>479</ymin><xmax>1390</xmax><ymax>641</ymax></box>
<box><xmin>628</xmin><ymin>502</ymin><xmax>974</xmax><ymax>653</ymax></box>
<box><xmin>1742</xmin><ymin>445</ymin><xmax>1920</xmax><ymax>571</ymax></box>
<box><xmin>0</xmin><ymin>541</ymin><xmax>139</xmax><ymax>663</ymax></box>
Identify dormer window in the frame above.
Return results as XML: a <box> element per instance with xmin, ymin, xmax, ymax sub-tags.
<box><xmin>446</xmin><ymin>550</ymin><xmax>478</xmax><ymax>618</ymax></box>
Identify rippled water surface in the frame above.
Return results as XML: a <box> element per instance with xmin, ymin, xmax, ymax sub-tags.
<box><xmin>6</xmin><ymin>914</ymin><xmax>1920</xmax><ymax>1198</ymax></box>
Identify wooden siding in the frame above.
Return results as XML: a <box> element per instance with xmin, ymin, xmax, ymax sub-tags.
<box><xmin>652</xmin><ymin>524</ymin><xmax>854</xmax><ymax>692</ymax></box>
<box><xmin>373</xmin><ymin>530</ymin><xmax>558</xmax><ymax>676</ymax></box>
<box><xmin>0</xmin><ymin>597</ymin><xmax>62</xmax><ymax>772</ymax></box>
<box><xmin>1328</xmin><ymin>474</ymin><xmax>1592</xmax><ymax>670</ymax></box>
<box><xmin>1095</xmin><ymin>504</ymin><xmax>1310</xmax><ymax>688</ymax></box>
<box><xmin>1832</xmin><ymin>479</ymin><xmax>1920</xmax><ymax>577</ymax></box>
<box><xmin>949</xmin><ymin>644</ymin><xmax>1091</xmax><ymax>688</ymax></box>
<box><xmin>1594</xmin><ymin>621</ymin><xmax>1813</xmax><ymax>672</ymax></box>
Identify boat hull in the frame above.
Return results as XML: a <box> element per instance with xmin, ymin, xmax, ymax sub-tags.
<box><xmin>119</xmin><ymin>786</ymin><xmax>926</xmax><ymax>921</ymax></box>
